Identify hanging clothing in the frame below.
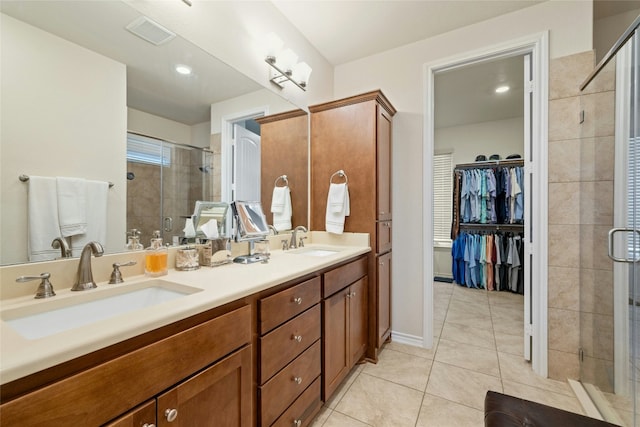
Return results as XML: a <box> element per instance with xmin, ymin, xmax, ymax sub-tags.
<box><xmin>451</xmin><ymin>230</ymin><xmax>524</xmax><ymax>294</ymax></box>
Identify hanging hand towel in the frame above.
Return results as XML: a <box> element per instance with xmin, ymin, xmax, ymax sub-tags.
<box><xmin>71</xmin><ymin>180</ymin><xmax>109</xmax><ymax>257</ymax></box>
<box><xmin>56</xmin><ymin>177</ymin><xmax>87</xmax><ymax>237</ymax></box>
<box><xmin>325</xmin><ymin>183</ymin><xmax>350</xmax><ymax>234</ymax></box>
<box><xmin>271</xmin><ymin>186</ymin><xmax>292</xmax><ymax>231</ymax></box>
<box><xmin>28</xmin><ymin>176</ymin><xmax>63</xmax><ymax>261</ymax></box>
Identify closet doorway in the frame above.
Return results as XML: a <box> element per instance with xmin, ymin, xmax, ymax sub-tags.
<box><xmin>423</xmin><ymin>33</ymin><xmax>549</xmax><ymax>376</ymax></box>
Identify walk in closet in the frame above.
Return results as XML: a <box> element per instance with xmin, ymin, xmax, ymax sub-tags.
<box><xmin>450</xmin><ymin>159</ymin><xmax>525</xmax><ymax>294</ymax></box>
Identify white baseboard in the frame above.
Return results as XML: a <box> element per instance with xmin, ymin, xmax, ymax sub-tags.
<box><xmin>390</xmin><ymin>331</ymin><xmax>425</xmax><ymax>348</ymax></box>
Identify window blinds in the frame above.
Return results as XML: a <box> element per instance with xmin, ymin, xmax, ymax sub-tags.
<box><xmin>433</xmin><ymin>153</ymin><xmax>453</xmax><ymax>243</ymax></box>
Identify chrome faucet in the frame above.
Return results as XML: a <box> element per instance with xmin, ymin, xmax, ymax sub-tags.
<box><xmin>72</xmin><ymin>241</ymin><xmax>104</xmax><ymax>291</ymax></box>
<box><xmin>268</xmin><ymin>225</ymin><xmax>279</xmax><ymax>235</ymax></box>
<box><xmin>51</xmin><ymin>237</ymin><xmax>71</xmax><ymax>259</ymax></box>
<box><xmin>290</xmin><ymin>225</ymin><xmax>308</xmax><ymax>249</ymax></box>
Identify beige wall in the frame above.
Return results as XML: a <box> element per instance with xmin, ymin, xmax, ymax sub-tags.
<box><xmin>0</xmin><ymin>14</ymin><xmax>127</xmax><ymax>263</ymax></box>
<box><xmin>127</xmin><ymin>108</ymin><xmax>193</xmax><ymax>147</ymax></box>
<box><xmin>594</xmin><ymin>8</ymin><xmax>640</xmax><ymax>63</ymax></box>
<box><xmin>333</xmin><ymin>0</ymin><xmax>593</xmax><ymax>341</ymax></box>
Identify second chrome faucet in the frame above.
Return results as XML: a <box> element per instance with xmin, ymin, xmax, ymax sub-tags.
<box><xmin>72</xmin><ymin>241</ymin><xmax>104</xmax><ymax>291</ymax></box>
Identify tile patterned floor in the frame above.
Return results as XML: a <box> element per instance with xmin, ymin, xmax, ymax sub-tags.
<box><xmin>311</xmin><ymin>281</ymin><xmax>586</xmax><ymax>427</ymax></box>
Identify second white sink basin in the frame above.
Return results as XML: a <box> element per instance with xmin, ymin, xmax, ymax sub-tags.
<box><xmin>290</xmin><ymin>248</ymin><xmax>340</xmax><ymax>257</ymax></box>
<box><xmin>3</xmin><ymin>280</ymin><xmax>201</xmax><ymax>340</ymax></box>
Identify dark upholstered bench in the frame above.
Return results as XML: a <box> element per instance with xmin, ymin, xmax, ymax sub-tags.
<box><xmin>484</xmin><ymin>391</ymin><xmax>620</xmax><ymax>426</ymax></box>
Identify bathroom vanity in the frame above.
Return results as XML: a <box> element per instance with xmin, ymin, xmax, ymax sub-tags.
<box><xmin>0</xmin><ymin>236</ymin><xmax>370</xmax><ymax>426</ymax></box>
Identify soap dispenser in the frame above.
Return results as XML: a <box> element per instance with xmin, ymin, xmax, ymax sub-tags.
<box><xmin>145</xmin><ymin>230</ymin><xmax>168</xmax><ymax>277</ymax></box>
<box><xmin>125</xmin><ymin>229</ymin><xmax>144</xmax><ymax>251</ymax></box>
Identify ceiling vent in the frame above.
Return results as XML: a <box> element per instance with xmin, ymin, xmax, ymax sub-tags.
<box><xmin>126</xmin><ymin>16</ymin><xmax>176</xmax><ymax>46</ymax></box>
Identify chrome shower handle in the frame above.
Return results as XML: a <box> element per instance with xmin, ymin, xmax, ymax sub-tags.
<box><xmin>607</xmin><ymin>228</ymin><xmax>640</xmax><ymax>263</ymax></box>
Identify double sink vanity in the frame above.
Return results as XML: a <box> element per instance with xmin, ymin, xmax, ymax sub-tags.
<box><xmin>0</xmin><ymin>231</ymin><xmax>372</xmax><ymax>426</ymax></box>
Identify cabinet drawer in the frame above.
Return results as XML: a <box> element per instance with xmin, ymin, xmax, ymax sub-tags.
<box><xmin>271</xmin><ymin>377</ymin><xmax>322</xmax><ymax>427</ymax></box>
<box><xmin>260</xmin><ymin>341</ymin><xmax>321</xmax><ymax>427</ymax></box>
<box><xmin>260</xmin><ymin>276</ymin><xmax>321</xmax><ymax>334</ymax></box>
<box><xmin>323</xmin><ymin>257</ymin><xmax>367</xmax><ymax>297</ymax></box>
<box><xmin>1</xmin><ymin>305</ymin><xmax>252</xmax><ymax>426</ymax></box>
<box><xmin>260</xmin><ymin>305</ymin><xmax>321</xmax><ymax>383</ymax></box>
<box><xmin>376</xmin><ymin>221</ymin><xmax>392</xmax><ymax>253</ymax></box>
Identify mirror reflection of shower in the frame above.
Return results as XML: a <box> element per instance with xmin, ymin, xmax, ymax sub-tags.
<box><xmin>126</xmin><ymin>133</ymin><xmax>217</xmax><ymax>245</ymax></box>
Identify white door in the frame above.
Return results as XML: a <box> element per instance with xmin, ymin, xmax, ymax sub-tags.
<box><xmin>523</xmin><ymin>53</ymin><xmax>533</xmax><ymax>361</ymax></box>
<box><xmin>233</xmin><ymin>124</ymin><xmax>261</xmax><ymax>201</ymax></box>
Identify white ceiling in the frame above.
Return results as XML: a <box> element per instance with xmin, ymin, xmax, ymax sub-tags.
<box><xmin>271</xmin><ymin>0</ymin><xmax>545</xmax><ymax>66</ymax></box>
<box><xmin>6</xmin><ymin>1</ymin><xmax>638</xmax><ymax>127</ymax></box>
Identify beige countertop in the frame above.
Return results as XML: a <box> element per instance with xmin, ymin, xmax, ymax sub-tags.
<box><xmin>0</xmin><ymin>233</ymin><xmax>370</xmax><ymax>385</ymax></box>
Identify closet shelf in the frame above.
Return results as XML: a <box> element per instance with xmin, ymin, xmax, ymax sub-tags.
<box><xmin>454</xmin><ymin>159</ymin><xmax>524</xmax><ymax>170</ymax></box>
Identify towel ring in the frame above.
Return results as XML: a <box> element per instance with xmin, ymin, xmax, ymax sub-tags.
<box><xmin>330</xmin><ymin>170</ymin><xmax>348</xmax><ymax>185</ymax></box>
<box><xmin>274</xmin><ymin>175</ymin><xmax>289</xmax><ymax>187</ymax></box>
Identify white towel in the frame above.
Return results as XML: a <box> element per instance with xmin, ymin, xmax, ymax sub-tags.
<box><xmin>71</xmin><ymin>180</ymin><xmax>109</xmax><ymax>257</ymax></box>
<box><xmin>56</xmin><ymin>177</ymin><xmax>87</xmax><ymax>237</ymax></box>
<box><xmin>325</xmin><ymin>183</ymin><xmax>350</xmax><ymax>234</ymax></box>
<box><xmin>271</xmin><ymin>186</ymin><xmax>292</xmax><ymax>231</ymax></box>
<box><xmin>28</xmin><ymin>176</ymin><xmax>63</xmax><ymax>261</ymax></box>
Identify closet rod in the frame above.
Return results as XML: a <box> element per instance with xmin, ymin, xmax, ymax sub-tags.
<box><xmin>19</xmin><ymin>174</ymin><xmax>114</xmax><ymax>188</ymax></box>
<box><xmin>459</xmin><ymin>223</ymin><xmax>524</xmax><ymax>231</ymax></box>
<box><xmin>454</xmin><ymin>159</ymin><xmax>524</xmax><ymax>170</ymax></box>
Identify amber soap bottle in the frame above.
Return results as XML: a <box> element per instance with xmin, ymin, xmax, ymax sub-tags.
<box><xmin>145</xmin><ymin>230</ymin><xmax>168</xmax><ymax>277</ymax></box>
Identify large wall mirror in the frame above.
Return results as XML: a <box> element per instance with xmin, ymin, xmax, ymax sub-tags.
<box><xmin>0</xmin><ymin>0</ymin><xmax>308</xmax><ymax>266</ymax></box>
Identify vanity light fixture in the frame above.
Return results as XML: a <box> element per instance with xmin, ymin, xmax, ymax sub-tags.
<box><xmin>264</xmin><ymin>33</ymin><xmax>312</xmax><ymax>91</ymax></box>
<box><xmin>175</xmin><ymin>64</ymin><xmax>192</xmax><ymax>75</ymax></box>
<box><xmin>495</xmin><ymin>85</ymin><xmax>510</xmax><ymax>94</ymax></box>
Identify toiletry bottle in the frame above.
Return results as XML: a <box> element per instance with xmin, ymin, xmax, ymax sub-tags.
<box><xmin>145</xmin><ymin>230</ymin><xmax>168</xmax><ymax>277</ymax></box>
<box><xmin>125</xmin><ymin>229</ymin><xmax>144</xmax><ymax>251</ymax></box>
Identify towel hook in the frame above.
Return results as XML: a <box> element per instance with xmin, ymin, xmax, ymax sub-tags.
<box><xmin>330</xmin><ymin>170</ymin><xmax>348</xmax><ymax>185</ymax></box>
<box><xmin>274</xmin><ymin>175</ymin><xmax>289</xmax><ymax>187</ymax></box>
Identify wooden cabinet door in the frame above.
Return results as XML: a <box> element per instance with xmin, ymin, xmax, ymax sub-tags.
<box><xmin>103</xmin><ymin>400</ymin><xmax>156</xmax><ymax>427</ymax></box>
<box><xmin>377</xmin><ymin>252</ymin><xmax>392</xmax><ymax>345</ymax></box>
<box><xmin>349</xmin><ymin>277</ymin><xmax>368</xmax><ymax>366</ymax></box>
<box><xmin>322</xmin><ymin>289</ymin><xmax>349</xmax><ymax>401</ymax></box>
<box><xmin>156</xmin><ymin>346</ymin><xmax>252</xmax><ymax>427</ymax></box>
<box><xmin>376</xmin><ymin>106</ymin><xmax>392</xmax><ymax>221</ymax></box>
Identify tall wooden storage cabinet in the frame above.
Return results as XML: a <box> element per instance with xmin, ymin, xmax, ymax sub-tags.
<box><xmin>309</xmin><ymin>90</ymin><xmax>396</xmax><ymax>360</ymax></box>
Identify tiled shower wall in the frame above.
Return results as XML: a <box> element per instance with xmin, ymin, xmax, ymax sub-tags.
<box><xmin>127</xmin><ymin>142</ymin><xmax>217</xmax><ymax>246</ymax></box>
<box><xmin>547</xmin><ymin>50</ymin><xmax>616</xmax><ymax>389</ymax></box>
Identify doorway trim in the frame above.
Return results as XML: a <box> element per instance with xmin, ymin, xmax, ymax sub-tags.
<box><xmin>422</xmin><ymin>31</ymin><xmax>549</xmax><ymax>376</ymax></box>
<box><xmin>221</xmin><ymin>106</ymin><xmax>269</xmax><ymax>204</ymax></box>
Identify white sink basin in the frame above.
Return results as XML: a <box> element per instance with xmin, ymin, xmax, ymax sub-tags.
<box><xmin>3</xmin><ymin>280</ymin><xmax>201</xmax><ymax>340</ymax></box>
<box><xmin>290</xmin><ymin>248</ymin><xmax>340</xmax><ymax>257</ymax></box>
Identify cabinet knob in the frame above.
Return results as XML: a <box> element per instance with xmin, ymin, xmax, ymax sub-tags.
<box><xmin>164</xmin><ymin>408</ymin><xmax>178</xmax><ymax>422</ymax></box>
<box><xmin>142</xmin><ymin>424</ymin><xmax>156</xmax><ymax>427</ymax></box>
<box><xmin>292</xmin><ymin>334</ymin><xmax>302</xmax><ymax>343</ymax></box>
<box><xmin>351</xmin><ymin>291</ymin><xmax>356</xmax><ymax>297</ymax></box>
<box><xmin>293</xmin><ymin>376</ymin><xmax>303</xmax><ymax>384</ymax></box>
<box><xmin>292</xmin><ymin>297</ymin><xmax>302</xmax><ymax>305</ymax></box>
<box><xmin>293</xmin><ymin>420</ymin><xmax>302</xmax><ymax>427</ymax></box>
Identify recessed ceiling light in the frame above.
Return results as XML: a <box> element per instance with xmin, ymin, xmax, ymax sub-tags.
<box><xmin>495</xmin><ymin>85</ymin><xmax>510</xmax><ymax>94</ymax></box>
<box><xmin>175</xmin><ymin>64</ymin><xmax>192</xmax><ymax>75</ymax></box>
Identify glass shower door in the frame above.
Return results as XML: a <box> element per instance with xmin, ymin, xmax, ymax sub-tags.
<box><xmin>579</xmin><ymin>25</ymin><xmax>640</xmax><ymax>426</ymax></box>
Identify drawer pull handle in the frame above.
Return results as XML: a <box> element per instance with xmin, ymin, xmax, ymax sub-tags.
<box><xmin>294</xmin><ymin>420</ymin><xmax>302</xmax><ymax>427</ymax></box>
<box><xmin>293</xmin><ymin>376</ymin><xmax>303</xmax><ymax>384</ymax></box>
<box><xmin>292</xmin><ymin>334</ymin><xmax>303</xmax><ymax>343</ymax></box>
<box><xmin>165</xmin><ymin>408</ymin><xmax>178</xmax><ymax>422</ymax></box>
<box><xmin>292</xmin><ymin>297</ymin><xmax>303</xmax><ymax>305</ymax></box>
<box><xmin>142</xmin><ymin>424</ymin><xmax>156</xmax><ymax>427</ymax></box>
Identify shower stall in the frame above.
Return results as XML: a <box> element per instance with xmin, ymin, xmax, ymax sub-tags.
<box><xmin>126</xmin><ymin>133</ymin><xmax>218</xmax><ymax>246</ymax></box>
<box><xmin>579</xmin><ymin>17</ymin><xmax>640</xmax><ymax>426</ymax></box>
